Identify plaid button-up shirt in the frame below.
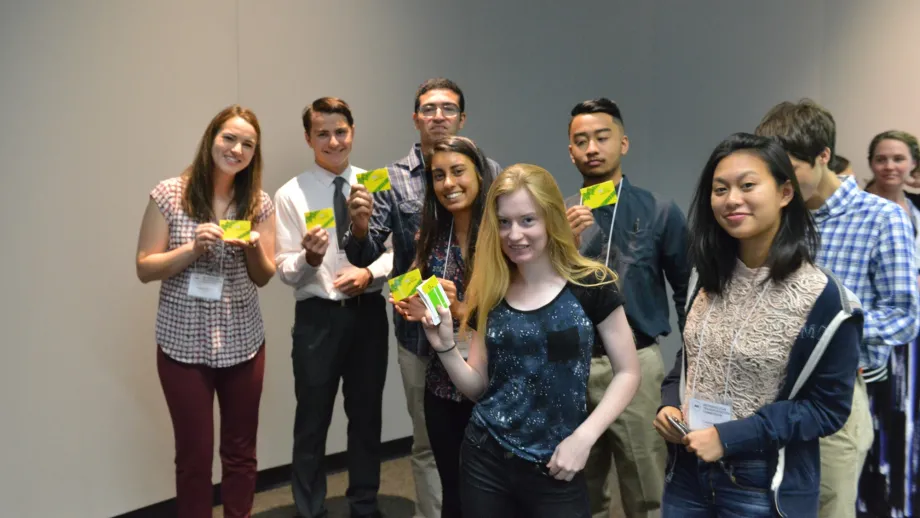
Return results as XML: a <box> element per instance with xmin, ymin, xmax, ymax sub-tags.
<box><xmin>813</xmin><ymin>176</ymin><xmax>919</xmax><ymax>377</ymax></box>
<box><xmin>344</xmin><ymin>144</ymin><xmax>501</xmax><ymax>355</ymax></box>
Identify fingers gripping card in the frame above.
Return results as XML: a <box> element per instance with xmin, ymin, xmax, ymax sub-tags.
<box><xmin>219</xmin><ymin>220</ymin><xmax>251</xmax><ymax>241</ymax></box>
<box><xmin>580</xmin><ymin>180</ymin><xmax>618</xmax><ymax>209</ymax></box>
<box><xmin>388</xmin><ymin>268</ymin><xmax>423</xmax><ymax>302</ymax></box>
<box><xmin>356</xmin><ymin>168</ymin><xmax>392</xmax><ymax>193</ymax></box>
<box><xmin>304</xmin><ymin>208</ymin><xmax>335</xmax><ymax>229</ymax></box>
<box><xmin>416</xmin><ymin>276</ymin><xmax>451</xmax><ymax>325</ymax></box>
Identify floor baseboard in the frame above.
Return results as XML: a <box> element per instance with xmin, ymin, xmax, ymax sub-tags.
<box><xmin>115</xmin><ymin>436</ymin><xmax>413</xmax><ymax>518</ymax></box>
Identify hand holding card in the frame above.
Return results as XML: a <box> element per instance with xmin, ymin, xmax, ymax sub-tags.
<box><xmin>416</xmin><ymin>276</ymin><xmax>451</xmax><ymax>326</ymax></box>
<box><xmin>388</xmin><ymin>268</ymin><xmax>423</xmax><ymax>302</ymax></box>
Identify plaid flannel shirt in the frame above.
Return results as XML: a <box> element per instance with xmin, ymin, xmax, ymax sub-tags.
<box><xmin>343</xmin><ymin>144</ymin><xmax>501</xmax><ymax>355</ymax></box>
<box><xmin>813</xmin><ymin>176</ymin><xmax>920</xmax><ymax>377</ymax></box>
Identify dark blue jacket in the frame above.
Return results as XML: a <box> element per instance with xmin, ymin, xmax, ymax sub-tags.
<box><xmin>565</xmin><ymin>176</ymin><xmax>690</xmax><ymax>343</ymax></box>
<box><xmin>661</xmin><ymin>267</ymin><xmax>862</xmax><ymax>517</ymax></box>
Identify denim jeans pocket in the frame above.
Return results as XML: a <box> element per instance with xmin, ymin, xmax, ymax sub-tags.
<box><xmin>722</xmin><ymin>458</ymin><xmax>771</xmax><ymax>493</ymax></box>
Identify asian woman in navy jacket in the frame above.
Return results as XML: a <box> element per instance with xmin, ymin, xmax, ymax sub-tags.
<box><xmin>654</xmin><ymin>133</ymin><xmax>862</xmax><ymax>517</ymax></box>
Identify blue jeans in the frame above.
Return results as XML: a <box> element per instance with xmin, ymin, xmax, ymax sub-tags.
<box><xmin>459</xmin><ymin>421</ymin><xmax>590</xmax><ymax>518</ymax></box>
<box><xmin>662</xmin><ymin>446</ymin><xmax>775</xmax><ymax>517</ymax></box>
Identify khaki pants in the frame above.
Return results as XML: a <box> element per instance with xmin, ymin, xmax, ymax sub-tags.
<box><xmin>398</xmin><ymin>346</ymin><xmax>442</xmax><ymax>518</ymax></box>
<box><xmin>584</xmin><ymin>345</ymin><xmax>667</xmax><ymax>518</ymax></box>
<box><xmin>818</xmin><ymin>375</ymin><xmax>873</xmax><ymax>518</ymax></box>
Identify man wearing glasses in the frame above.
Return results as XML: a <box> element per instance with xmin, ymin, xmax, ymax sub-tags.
<box><xmin>344</xmin><ymin>77</ymin><xmax>501</xmax><ymax>518</ymax></box>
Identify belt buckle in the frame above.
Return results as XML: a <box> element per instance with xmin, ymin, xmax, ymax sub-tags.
<box><xmin>340</xmin><ymin>299</ymin><xmax>347</xmax><ymax>307</ymax></box>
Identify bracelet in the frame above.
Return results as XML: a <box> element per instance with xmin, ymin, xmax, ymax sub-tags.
<box><xmin>436</xmin><ymin>343</ymin><xmax>457</xmax><ymax>354</ymax></box>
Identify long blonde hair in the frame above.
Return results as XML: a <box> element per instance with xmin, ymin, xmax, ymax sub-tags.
<box><xmin>464</xmin><ymin>164</ymin><xmax>617</xmax><ymax>333</ymax></box>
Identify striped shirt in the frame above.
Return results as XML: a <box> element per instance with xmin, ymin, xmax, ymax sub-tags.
<box><xmin>812</xmin><ymin>176</ymin><xmax>919</xmax><ymax>376</ymax></box>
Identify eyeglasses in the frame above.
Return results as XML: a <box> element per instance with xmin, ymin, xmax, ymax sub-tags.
<box><xmin>418</xmin><ymin>103</ymin><xmax>461</xmax><ymax>118</ymax></box>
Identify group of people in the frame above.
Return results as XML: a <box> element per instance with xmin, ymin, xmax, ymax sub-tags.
<box><xmin>135</xmin><ymin>76</ymin><xmax>920</xmax><ymax>518</ymax></box>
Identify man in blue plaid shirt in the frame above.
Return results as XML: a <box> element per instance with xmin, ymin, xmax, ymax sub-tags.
<box><xmin>344</xmin><ymin>78</ymin><xmax>502</xmax><ymax>518</ymax></box>
<box><xmin>756</xmin><ymin>99</ymin><xmax>919</xmax><ymax>518</ymax></box>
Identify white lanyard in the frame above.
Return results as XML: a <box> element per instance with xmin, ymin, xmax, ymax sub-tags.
<box><xmin>443</xmin><ymin>219</ymin><xmax>454</xmax><ymax>278</ymax></box>
<box><xmin>580</xmin><ymin>180</ymin><xmax>625</xmax><ymax>268</ymax></box>
<box><xmin>603</xmin><ymin>180</ymin><xmax>624</xmax><ymax>268</ymax></box>
<box><xmin>690</xmin><ymin>279</ymin><xmax>771</xmax><ymax>402</ymax></box>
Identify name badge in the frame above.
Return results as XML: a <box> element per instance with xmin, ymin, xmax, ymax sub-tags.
<box><xmin>688</xmin><ymin>397</ymin><xmax>732</xmax><ymax>431</ymax></box>
<box><xmin>188</xmin><ymin>273</ymin><xmax>224</xmax><ymax>301</ymax></box>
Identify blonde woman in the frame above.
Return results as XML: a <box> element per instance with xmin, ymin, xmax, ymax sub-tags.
<box><xmin>421</xmin><ymin>164</ymin><xmax>640</xmax><ymax>517</ymax></box>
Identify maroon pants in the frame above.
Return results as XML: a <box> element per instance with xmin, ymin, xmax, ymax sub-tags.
<box><xmin>157</xmin><ymin>345</ymin><xmax>265</xmax><ymax>518</ymax></box>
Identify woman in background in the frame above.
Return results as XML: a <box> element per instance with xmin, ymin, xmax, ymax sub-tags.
<box><xmin>859</xmin><ymin>130</ymin><xmax>920</xmax><ymax>518</ymax></box>
<box><xmin>135</xmin><ymin>105</ymin><xmax>276</xmax><ymax>518</ymax></box>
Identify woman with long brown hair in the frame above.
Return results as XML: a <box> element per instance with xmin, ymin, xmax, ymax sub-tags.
<box><xmin>135</xmin><ymin>105</ymin><xmax>276</xmax><ymax>517</ymax></box>
<box><xmin>395</xmin><ymin>136</ymin><xmax>493</xmax><ymax>517</ymax></box>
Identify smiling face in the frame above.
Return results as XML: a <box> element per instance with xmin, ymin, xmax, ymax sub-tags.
<box><xmin>496</xmin><ymin>187</ymin><xmax>548</xmax><ymax>265</ymax></box>
<box><xmin>431</xmin><ymin>150</ymin><xmax>481</xmax><ymax>214</ymax></box>
<box><xmin>306</xmin><ymin>111</ymin><xmax>353</xmax><ymax>174</ymax></box>
<box><xmin>870</xmin><ymin>138</ymin><xmax>917</xmax><ymax>191</ymax></box>
<box><xmin>711</xmin><ymin>151</ymin><xmax>793</xmax><ymax>245</ymax></box>
<box><xmin>211</xmin><ymin>116</ymin><xmax>257</xmax><ymax>177</ymax></box>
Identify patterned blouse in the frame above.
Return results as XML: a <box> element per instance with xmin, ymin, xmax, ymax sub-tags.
<box><xmin>424</xmin><ymin>228</ymin><xmax>468</xmax><ymax>402</ymax></box>
<box><xmin>151</xmin><ymin>177</ymin><xmax>274</xmax><ymax>368</ymax></box>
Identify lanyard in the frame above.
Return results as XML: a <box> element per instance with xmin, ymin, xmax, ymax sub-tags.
<box><xmin>443</xmin><ymin>219</ymin><xmax>454</xmax><ymax>278</ymax></box>
<box><xmin>690</xmin><ymin>279</ymin><xmax>771</xmax><ymax>402</ymax></box>
<box><xmin>603</xmin><ymin>180</ymin><xmax>624</xmax><ymax>268</ymax></box>
<box><xmin>580</xmin><ymin>180</ymin><xmax>625</xmax><ymax>268</ymax></box>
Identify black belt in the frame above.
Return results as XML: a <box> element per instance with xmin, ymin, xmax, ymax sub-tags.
<box><xmin>297</xmin><ymin>291</ymin><xmax>381</xmax><ymax>309</ymax></box>
<box><xmin>592</xmin><ymin>330</ymin><xmax>656</xmax><ymax>357</ymax></box>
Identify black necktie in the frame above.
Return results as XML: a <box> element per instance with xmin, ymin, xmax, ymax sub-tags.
<box><xmin>333</xmin><ymin>176</ymin><xmax>349</xmax><ymax>248</ymax></box>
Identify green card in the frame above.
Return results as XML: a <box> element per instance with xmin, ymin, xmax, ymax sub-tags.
<box><xmin>388</xmin><ymin>268</ymin><xmax>423</xmax><ymax>302</ymax></box>
<box><xmin>580</xmin><ymin>180</ymin><xmax>618</xmax><ymax>209</ymax></box>
<box><xmin>219</xmin><ymin>219</ymin><xmax>251</xmax><ymax>241</ymax></box>
<box><xmin>356</xmin><ymin>168</ymin><xmax>392</xmax><ymax>193</ymax></box>
<box><xmin>418</xmin><ymin>276</ymin><xmax>450</xmax><ymax>309</ymax></box>
<box><xmin>416</xmin><ymin>276</ymin><xmax>451</xmax><ymax>325</ymax></box>
<box><xmin>304</xmin><ymin>208</ymin><xmax>335</xmax><ymax>229</ymax></box>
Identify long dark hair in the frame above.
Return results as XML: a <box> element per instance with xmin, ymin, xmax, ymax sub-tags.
<box><xmin>689</xmin><ymin>132</ymin><xmax>819</xmax><ymax>295</ymax></box>
<box><xmin>416</xmin><ymin>136</ymin><xmax>491</xmax><ymax>282</ymax></box>
<box><xmin>182</xmin><ymin>105</ymin><xmax>264</xmax><ymax>222</ymax></box>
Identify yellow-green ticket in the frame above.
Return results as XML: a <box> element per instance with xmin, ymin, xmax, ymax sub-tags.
<box><xmin>304</xmin><ymin>208</ymin><xmax>335</xmax><ymax>229</ymax></box>
<box><xmin>388</xmin><ymin>268</ymin><xmax>423</xmax><ymax>302</ymax></box>
<box><xmin>580</xmin><ymin>180</ymin><xmax>618</xmax><ymax>209</ymax></box>
<box><xmin>356</xmin><ymin>168</ymin><xmax>391</xmax><ymax>193</ymax></box>
<box><xmin>219</xmin><ymin>219</ymin><xmax>251</xmax><ymax>241</ymax></box>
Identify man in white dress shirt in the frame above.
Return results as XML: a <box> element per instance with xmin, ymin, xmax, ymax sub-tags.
<box><xmin>274</xmin><ymin>97</ymin><xmax>394</xmax><ymax>518</ymax></box>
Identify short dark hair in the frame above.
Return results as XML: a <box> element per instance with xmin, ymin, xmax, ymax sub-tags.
<box><xmin>414</xmin><ymin>78</ymin><xmax>465</xmax><ymax>113</ymax></box>
<box><xmin>689</xmin><ymin>132</ymin><xmax>819</xmax><ymax>295</ymax></box>
<box><xmin>754</xmin><ymin>98</ymin><xmax>836</xmax><ymax>166</ymax></box>
<box><xmin>828</xmin><ymin>154</ymin><xmax>850</xmax><ymax>174</ymax></box>
<box><xmin>302</xmin><ymin>97</ymin><xmax>354</xmax><ymax>133</ymax></box>
<box><xmin>569</xmin><ymin>98</ymin><xmax>624</xmax><ymax>133</ymax></box>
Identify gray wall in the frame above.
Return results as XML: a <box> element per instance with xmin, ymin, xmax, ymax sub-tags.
<box><xmin>2</xmin><ymin>1</ymin><xmax>918</xmax><ymax>516</ymax></box>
